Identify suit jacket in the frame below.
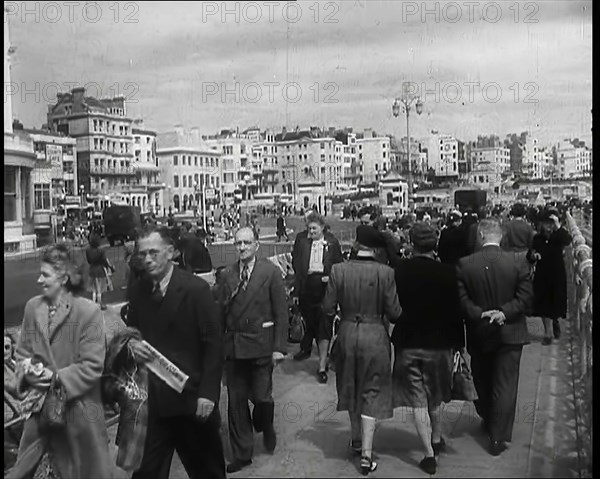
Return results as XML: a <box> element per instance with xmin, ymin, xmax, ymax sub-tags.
<box><xmin>292</xmin><ymin>231</ymin><xmax>343</xmax><ymax>294</ymax></box>
<box><xmin>127</xmin><ymin>267</ymin><xmax>223</xmax><ymax>417</ymax></box>
<box><xmin>500</xmin><ymin>219</ymin><xmax>535</xmax><ymax>252</ymax></box>
<box><xmin>215</xmin><ymin>259</ymin><xmax>288</xmax><ymax>359</ymax></box>
<box><xmin>457</xmin><ymin>245</ymin><xmax>532</xmax><ymax>353</ymax></box>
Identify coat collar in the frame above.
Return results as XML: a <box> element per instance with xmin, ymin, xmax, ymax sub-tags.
<box><xmin>224</xmin><ymin>259</ymin><xmax>269</xmax><ymax>319</ymax></box>
<box><xmin>158</xmin><ymin>267</ymin><xmax>186</xmax><ymax>326</ymax></box>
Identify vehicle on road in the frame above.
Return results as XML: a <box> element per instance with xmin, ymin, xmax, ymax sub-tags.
<box><xmin>103</xmin><ymin>205</ymin><xmax>141</xmax><ymax>246</ymax></box>
<box><xmin>454</xmin><ymin>189</ymin><xmax>487</xmax><ymax>217</ymax></box>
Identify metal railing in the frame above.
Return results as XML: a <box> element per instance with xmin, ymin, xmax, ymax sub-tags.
<box><xmin>564</xmin><ymin>211</ymin><xmax>593</xmax><ymax>476</ymax></box>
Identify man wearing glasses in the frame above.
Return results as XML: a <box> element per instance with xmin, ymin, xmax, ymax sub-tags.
<box><xmin>126</xmin><ymin>225</ymin><xmax>226</xmax><ymax>479</ymax></box>
<box><xmin>214</xmin><ymin>227</ymin><xmax>288</xmax><ymax>474</ymax></box>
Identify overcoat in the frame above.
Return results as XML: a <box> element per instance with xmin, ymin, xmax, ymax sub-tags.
<box><xmin>8</xmin><ymin>293</ymin><xmax>121</xmax><ymax>479</ymax></box>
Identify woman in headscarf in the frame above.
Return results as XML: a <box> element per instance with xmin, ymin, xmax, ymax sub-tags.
<box><xmin>322</xmin><ymin>225</ymin><xmax>402</xmax><ymax>475</ymax></box>
<box><xmin>6</xmin><ymin>244</ymin><xmax>124</xmax><ymax>479</ymax></box>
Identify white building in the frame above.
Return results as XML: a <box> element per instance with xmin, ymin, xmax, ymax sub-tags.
<box><xmin>156</xmin><ymin>127</ymin><xmax>222</xmax><ymax>215</ymax></box>
<box><xmin>556</xmin><ymin>139</ymin><xmax>592</xmax><ymax>179</ymax></box>
<box><xmin>4</xmin><ymin>12</ymin><xmax>37</xmax><ymax>252</ymax></box>
<box><xmin>132</xmin><ymin>120</ymin><xmax>163</xmax><ymax>214</ymax></box>
<box><xmin>356</xmin><ymin>130</ymin><xmax>391</xmax><ymax>184</ymax></box>
<box><xmin>427</xmin><ymin>133</ymin><xmax>459</xmax><ymax>178</ymax></box>
<box><xmin>470</xmin><ymin>146</ymin><xmax>511</xmax><ymax>176</ymax></box>
<box><xmin>378</xmin><ymin>171</ymin><xmax>409</xmax><ymax>216</ymax></box>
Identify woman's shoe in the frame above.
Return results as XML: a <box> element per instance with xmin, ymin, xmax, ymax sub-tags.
<box><xmin>360</xmin><ymin>456</ymin><xmax>377</xmax><ymax>475</ymax></box>
<box><xmin>553</xmin><ymin>320</ymin><xmax>561</xmax><ymax>339</ymax></box>
<box><xmin>317</xmin><ymin>370</ymin><xmax>328</xmax><ymax>384</ymax></box>
<box><xmin>419</xmin><ymin>456</ymin><xmax>437</xmax><ymax>474</ymax></box>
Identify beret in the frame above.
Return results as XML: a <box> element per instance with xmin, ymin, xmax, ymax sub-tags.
<box><xmin>449</xmin><ymin>210</ymin><xmax>462</xmax><ymax>222</ymax></box>
<box><xmin>409</xmin><ymin>221</ymin><xmax>438</xmax><ymax>249</ymax></box>
<box><xmin>355</xmin><ymin>225</ymin><xmax>385</xmax><ymax>248</ymax></box>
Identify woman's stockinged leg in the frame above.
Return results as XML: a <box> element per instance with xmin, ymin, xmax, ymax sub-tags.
<box><xmin>429</xmin><ymin>405</ymin><xmax>442</xmax><ymax>445</ymax></box>
<box><xmin>410</xmin><ymin>407</ymin><xmax>434</xmax><ymax>457</ymax></box>
<box><xmin>318</xmin><ymin>339</ymin><xmax>330</xmax><ymax>372</ymax></box>
<box><xmin>361</xmin><ymin>415</ymin><xmax>376</xmax><ymax>459</ymax></box>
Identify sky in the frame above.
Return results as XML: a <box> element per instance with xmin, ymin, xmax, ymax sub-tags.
<box><xmin>6</xmin><ymin>1</ymin><xmax>593</xmax><ymax>147</ymax></box>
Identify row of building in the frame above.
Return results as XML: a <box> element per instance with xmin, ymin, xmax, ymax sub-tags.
<box><xmin>3</xmin><ymin>18</ymin><xmax>592</xmax><ymax>252</ymax></box>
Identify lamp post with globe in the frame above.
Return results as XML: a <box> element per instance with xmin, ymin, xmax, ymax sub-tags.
<box><xmin>392</xmin><ymin>94</ymin><xmax>423</xmax><ymax>211</ymax></box>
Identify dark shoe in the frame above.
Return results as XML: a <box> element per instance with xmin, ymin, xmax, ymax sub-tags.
<box><xmin>263</xmin><ymin>425</ymin><xmax>276</xmax><ymax>454</ymax></box>
<box><xmin>100</xmin><ymin>303</ymin><xmax>107</xmax><ymax>311</ymax></box>
<box><xmin>350</xmin><ymin>439</ymin><xmax>362</xmax><ymax>456</ymax></box>
<box><xmin>542</xmin><ymin>337</ymin><xmax>552</xmax><ymax>346</ymax></box>
<box><xmin>553</xmin><ymin>320</ymin><xmax>561</xmax><ymax>339</ymax></box>
<box><xmin>317</xmin><ymin>370</ymin><xmax>328</xmax><ymax>384</ymax></box>
<box><xmin>360</xmin><ymin>456</ymin><xmax>377</xmax><ymax>475</ymax></box>
<box><xmin>419</xmin><ymin>456</ymin><xmax>437</xmax><ymax>475</ymax></box>
<box><xmin>226</xmin><ymin>459</ymin><xmax>252</xmax><ymax>473</ymax></box>
<box><xmin>490</xmin><ymin>440</ymin><xmax>508</xmax><ymax>456</ymax></box>
<box><xmin>432</xmin><ymin>437</ymin><xmax>446</xmax><ymax>456</ymax></box>
<box><xmin>293</xmin><ymin>350</ymin><xmax>311</xmax><ymax>361</ymax></box>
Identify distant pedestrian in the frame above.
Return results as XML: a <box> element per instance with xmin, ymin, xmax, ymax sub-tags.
<box><xmin>276</xmin><ymin>213</ymin><xmax>289</xmax><ymax>242</ymax></box>
<box><xmin>85</xmin><ymin>233</ymin><xmax>114</xmax><ymax>310</ymax></box>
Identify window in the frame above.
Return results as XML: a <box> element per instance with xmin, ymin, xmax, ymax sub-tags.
<box><xmin>195</xmin><ymin>156</ymin><xmax>198</xmax><ymax>167</ymax></box>
<box><xmin>34</xmin><ymin>184</ymin><xmax>51</xmax><ymax>210</ymax></box>
<box><xmin>183</xmin><ymin>176</ymin><xmax>187</xmax><ymax>187</ymax></box>
<box><xmin>174</xmin><ymin>155</ymin><xmax>178</xmax><ymax>166</ymax></box>
<box><xmin>174</xmin><ymin>175</ymin><xmax>179</xmax><ymax>187</ymax></box>
<box><xmin>194</xmin><ymin>173</ymin><xmax>199</xmax><ymax>184</ymax></box>
<box><xmin>320</xmin><ymin>143</ymin><xmax>325</xmax><ymax>149</ymax></box>
<box><xmin>4</xmin><ymin>166</ymin><xmax>17</xmax><ymax>221</ymax></box>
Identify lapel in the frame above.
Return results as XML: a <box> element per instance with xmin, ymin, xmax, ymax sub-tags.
<box><xmin>159</xmin><ymin>267</ymin><xmax>187</xmax><ymax>328</ymax></box>
<box><xmin>228</xmin><ymin>260</ymin><xmax>268</xmax><ymax>319</ymax></box>
<box><xmin>34</xmin><ymin>293</ymin><xmax>73</xmax><ymax>344</ymax></box>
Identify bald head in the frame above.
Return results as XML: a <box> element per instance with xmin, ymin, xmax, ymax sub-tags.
<box><xmin>477</xmin><ymin>219</ymin><xmax>503</xmax><ymax>244</ymax></box>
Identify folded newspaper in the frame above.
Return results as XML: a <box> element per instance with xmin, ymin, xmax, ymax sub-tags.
<box><xmin>139</xmin><ymin>340</ymin><xmax>189</xmax><ymax>393</ymax></box>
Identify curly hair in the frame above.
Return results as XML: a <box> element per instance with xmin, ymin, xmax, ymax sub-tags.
<box><xmin>41</xmin><ymin>243</ymin><xmax>86</xmax><ymax>295</ymax></box>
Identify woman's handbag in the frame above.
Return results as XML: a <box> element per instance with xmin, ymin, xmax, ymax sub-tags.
<box><xmin>288</xmin><ymin>311</ymin><xmax>306</xmax><ymax>344</ymax></box>
<box><xmin>40</xmin><ymin>374</ymin><xmax>67</xmax><ymax>430</ymax></box>
<box><xmin>451</xmin><ymin>350</ymin><xmax>478</xmax><ymax>401</ymax></box>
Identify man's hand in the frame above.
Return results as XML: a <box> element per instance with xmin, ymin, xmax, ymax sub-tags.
<box><xmin>321</xmin><ymin>276</ymin><xmax>329</xmax><ymax>283</ymax></box>
<box><xmin>481</xmin><ymin>310</ymin><xmax>499</xmax><ymax>320</ymax></box>
<box><xmin>531</xmin><ymin>251</ymin><xmax>542</xmax><ymax>262</ymax></box>
<box><xmin>272</xmin><ymin>351</ymin><xmax>285</xmax><ymax>365</ymax></box>
<box><xmin>128</xmin><ymin>339</ymin><xmax>153</xmax><ymax>363</ymax></box>
<box><xmin>488</xmin><ymin>310</ymin><xmax>506</xmax><ymax>326</ymax></box>
<box><xmin>25</xmin><ymin>367</ymin><xmax>53</xmax><ymax>389</ymax></box>
<box><xmin>195</xmin><ymin>397</ymin><xmax>215</xmax><ymax>420</ymax></box>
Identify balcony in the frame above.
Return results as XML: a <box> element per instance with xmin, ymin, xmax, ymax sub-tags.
<box><xmin>89</xmin><ymin>165</ymin><xmax>134</xmax><ymax>176</ymax></box>
<box><xmin>263</xmin><ymin>165</ymin><xmax>278</xmax><ymax>173</ymax></box>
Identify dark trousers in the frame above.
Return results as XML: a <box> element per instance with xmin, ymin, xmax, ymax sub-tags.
<box><xmin>131</xmin><ymin>409</ymin><xmax>225</xmax><ymax>479</ymax></box>
<box><xmin>470</xmin><ymin>345</ymin><xmax>523</xmax><ymax>443</ymax></box>
<box><xmin>299</xmin><ymin>276</ymin><xmax>328</xmax><ymax>352</ymax></box>
<box><xmin>226</xmin><ymin>357</ymin><xmax>274</xmax><ymax>462</ymax></box>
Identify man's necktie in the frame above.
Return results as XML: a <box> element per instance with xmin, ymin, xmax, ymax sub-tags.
<box><xmin>152</xmin><ymin>283</ymin><xmax>163</xmax><ymax>303</ymax></box>
<box><xmin>241</xmin><ymin>264</ymin><xmax>250</xmax><ymax>291</ymax></box>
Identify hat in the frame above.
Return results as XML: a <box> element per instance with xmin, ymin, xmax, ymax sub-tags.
<box><xmin>355</xmin><ymin>225</ymin><xmax>385</xmax><ymax>248</ymax></box>
<box><xmin>540</xmin><ymin>209</ymin><xmax>558</xmax><ymax>223</ymax></box>
<box><xmin>510</xmin><ymin>203</ymin><xmax>526</xmax><ymax>217</ymax></box>
<box><xmin>409</xmin><ymin>222</ymin><xmax>438</xmax><ymax>251</ymax></box>
<box><xmin>449</xmin><ymin>210</ymin><xmax>462</xmax><ymax>222</ymax></box>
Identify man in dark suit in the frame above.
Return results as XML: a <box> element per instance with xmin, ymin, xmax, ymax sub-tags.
<box><xmin>456</xmin><ymin>219</ymin><xmax>532</xmax><ymax>456</ymax></box>
<box><xmin>214</xmin><ymin>227</ymin><xmax>288</xmax><ymax>474</ymax></box>
<box><xmin>126</xmin><ymin>225</ymin><xmax>226</xmax><ymax>479</ymax></box>
<box><xmin>276</xmin><ymin>212</ymin><xmax>289</xmax><ymax>242</ymax></box>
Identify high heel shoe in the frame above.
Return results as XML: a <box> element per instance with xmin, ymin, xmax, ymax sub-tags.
<box><xmin>360</xmin><ymin>456</ymin><xmax>377</xmax><ymax>475</ymax></box>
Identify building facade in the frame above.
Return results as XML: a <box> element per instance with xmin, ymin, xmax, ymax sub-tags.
<box><xmin>356</xmin><ymin>130</ymin><xmax>391</xmax><ymax>184</ymax></box>
<box><xmin>4</xmin><ymin>13</ymin><xmax>36</xmax><ymax>252</ymax></box>
<box><xmin>427</xmin><ymin>133</ymin><xmax>459</xmax><ymax>179</ymax></box>
<box><xmin>132</xmin><ymin>120</ymin><xmax>163</xmax><ymax>214</ymax></box>
<box><xmin>556</xmin><ymin>139</ymin><xmax>593</xmax><ymax>179</ymax></box>
<box><xmin>156</xmin><ymin>128</ymin><xmax>222</xmax><ymax>215</ymax></box>
<box><xmin>47</xmin><ymin>87</ymin><xmax>136</xmax><ymax>210</ymax></box>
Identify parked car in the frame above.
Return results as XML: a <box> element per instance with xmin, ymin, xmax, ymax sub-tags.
<box><xmin>103</xmin><ymin>205</ymin><xmax>141</xmax><ymax>246</ymax></box>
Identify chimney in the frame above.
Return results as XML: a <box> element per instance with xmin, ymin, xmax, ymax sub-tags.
<box><xmin>12</xmin><ymin>119</ymin><xmax>23</xmax><ymax>130</ymax></box>
<box><xmin>282</xmin><ymin>126</ymin><xmax>287</xmax><ymax>136</ymax></box>
<box><xmin>72</xmin><ymin>86</ymin><xmax>85</xmax><ymax>106</ymax></box>
<box><xmin>190</xmin><ymin>127</ymin><xmax>200</xmax><ymax>144</ymax></box>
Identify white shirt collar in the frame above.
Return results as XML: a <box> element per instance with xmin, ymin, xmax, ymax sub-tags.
<box><xmin>240</xmin><ymin>257</ymin><xmax>256</xmax><ymax>275</ymax></box>
<box><xmin>482</xmin><ymin>242</ymin><xmax>501</xmax><ymax>248</ymax></box>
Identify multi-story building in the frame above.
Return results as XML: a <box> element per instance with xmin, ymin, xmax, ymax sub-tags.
<box><xmin>556</xmin><ymin>139</ymin><xmax>593</xmax><ymax>179</ymax></box>
<box><xmin>47</xmin><ymin>87</ymin><xmax>135</xmax><ymax>210</ymax></box>
<box><xmin>275</xmin><ymin>128</ymin><xmax>342</xmax><ymax>201</ymax></box>
<box><xmin>356</xmin><ymin>129</ymin><xmax>391</xmax><ymax>184</ymax></box>
<box><xmin>469</xmin><ymin>135</ymin><xmax>511</xmax><ymax>178</ymax></box>
<box><xmin>427</xmin><ymin>133</ymin><xmax>460</xmax><ymax>179</ymax></box>
<box><xmin>131</xmin><ymin>119</ymin><xmax>163</xmax><ymax>214</ymax></box>
<box><xmin>4</xmin><ymin>14</ymin><xmax>36</xmax><ymax>252</ymax></box>
<box><xmin>252</xmin><ymin>130</ymin><xmax>279</xmax><ymax>197</ymax></box>
<box><xmin>504</xmin><ymin>131</ymin><xmax>543</xmax><ymax>179</ymax></box>
<box><xmin>156</xmin><ymin>127</ymin><xmax>222</xmax><ymax>215</ymax></box>
<box><xmin>204</xmin><ymin>133</ymin><xmax>252</xmax><ymax>207</ymax></box>
<box><xmin>338</xmin><ymin>131</ymin><xmax>362</xmax><ymax>187</ymax></box>
<box><xmin>392</xmin><ymin>136</ymin><xmax>427</xmax><ymax>177</ymax></box>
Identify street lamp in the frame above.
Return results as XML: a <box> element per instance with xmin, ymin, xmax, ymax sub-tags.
<box><xmin>79</xmin><ymin>184</ymin><xmax>85</xmax><ymax>207</ymax></box>
<box><xmin>392</xmin><ymin>94</ymin><xmax>423</xmax><ymax>211</ymax></box>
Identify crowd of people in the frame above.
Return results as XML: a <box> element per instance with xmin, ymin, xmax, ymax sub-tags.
<box><xmin>4</xmin><ymin>197</ymin><xmax>581</xmax><ymax>478</ymax></box>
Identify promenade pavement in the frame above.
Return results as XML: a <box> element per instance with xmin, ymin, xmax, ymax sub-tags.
<box><xmin>98</xmin><ymin>305</ymin><xmax>580</xmax><ymax>478</ymax></box>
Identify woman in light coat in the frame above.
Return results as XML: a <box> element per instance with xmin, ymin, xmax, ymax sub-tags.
<box><xmin>7</xmin><ymin>243</ymin><xmax>125</xmax><ymax>479</ymax></box>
